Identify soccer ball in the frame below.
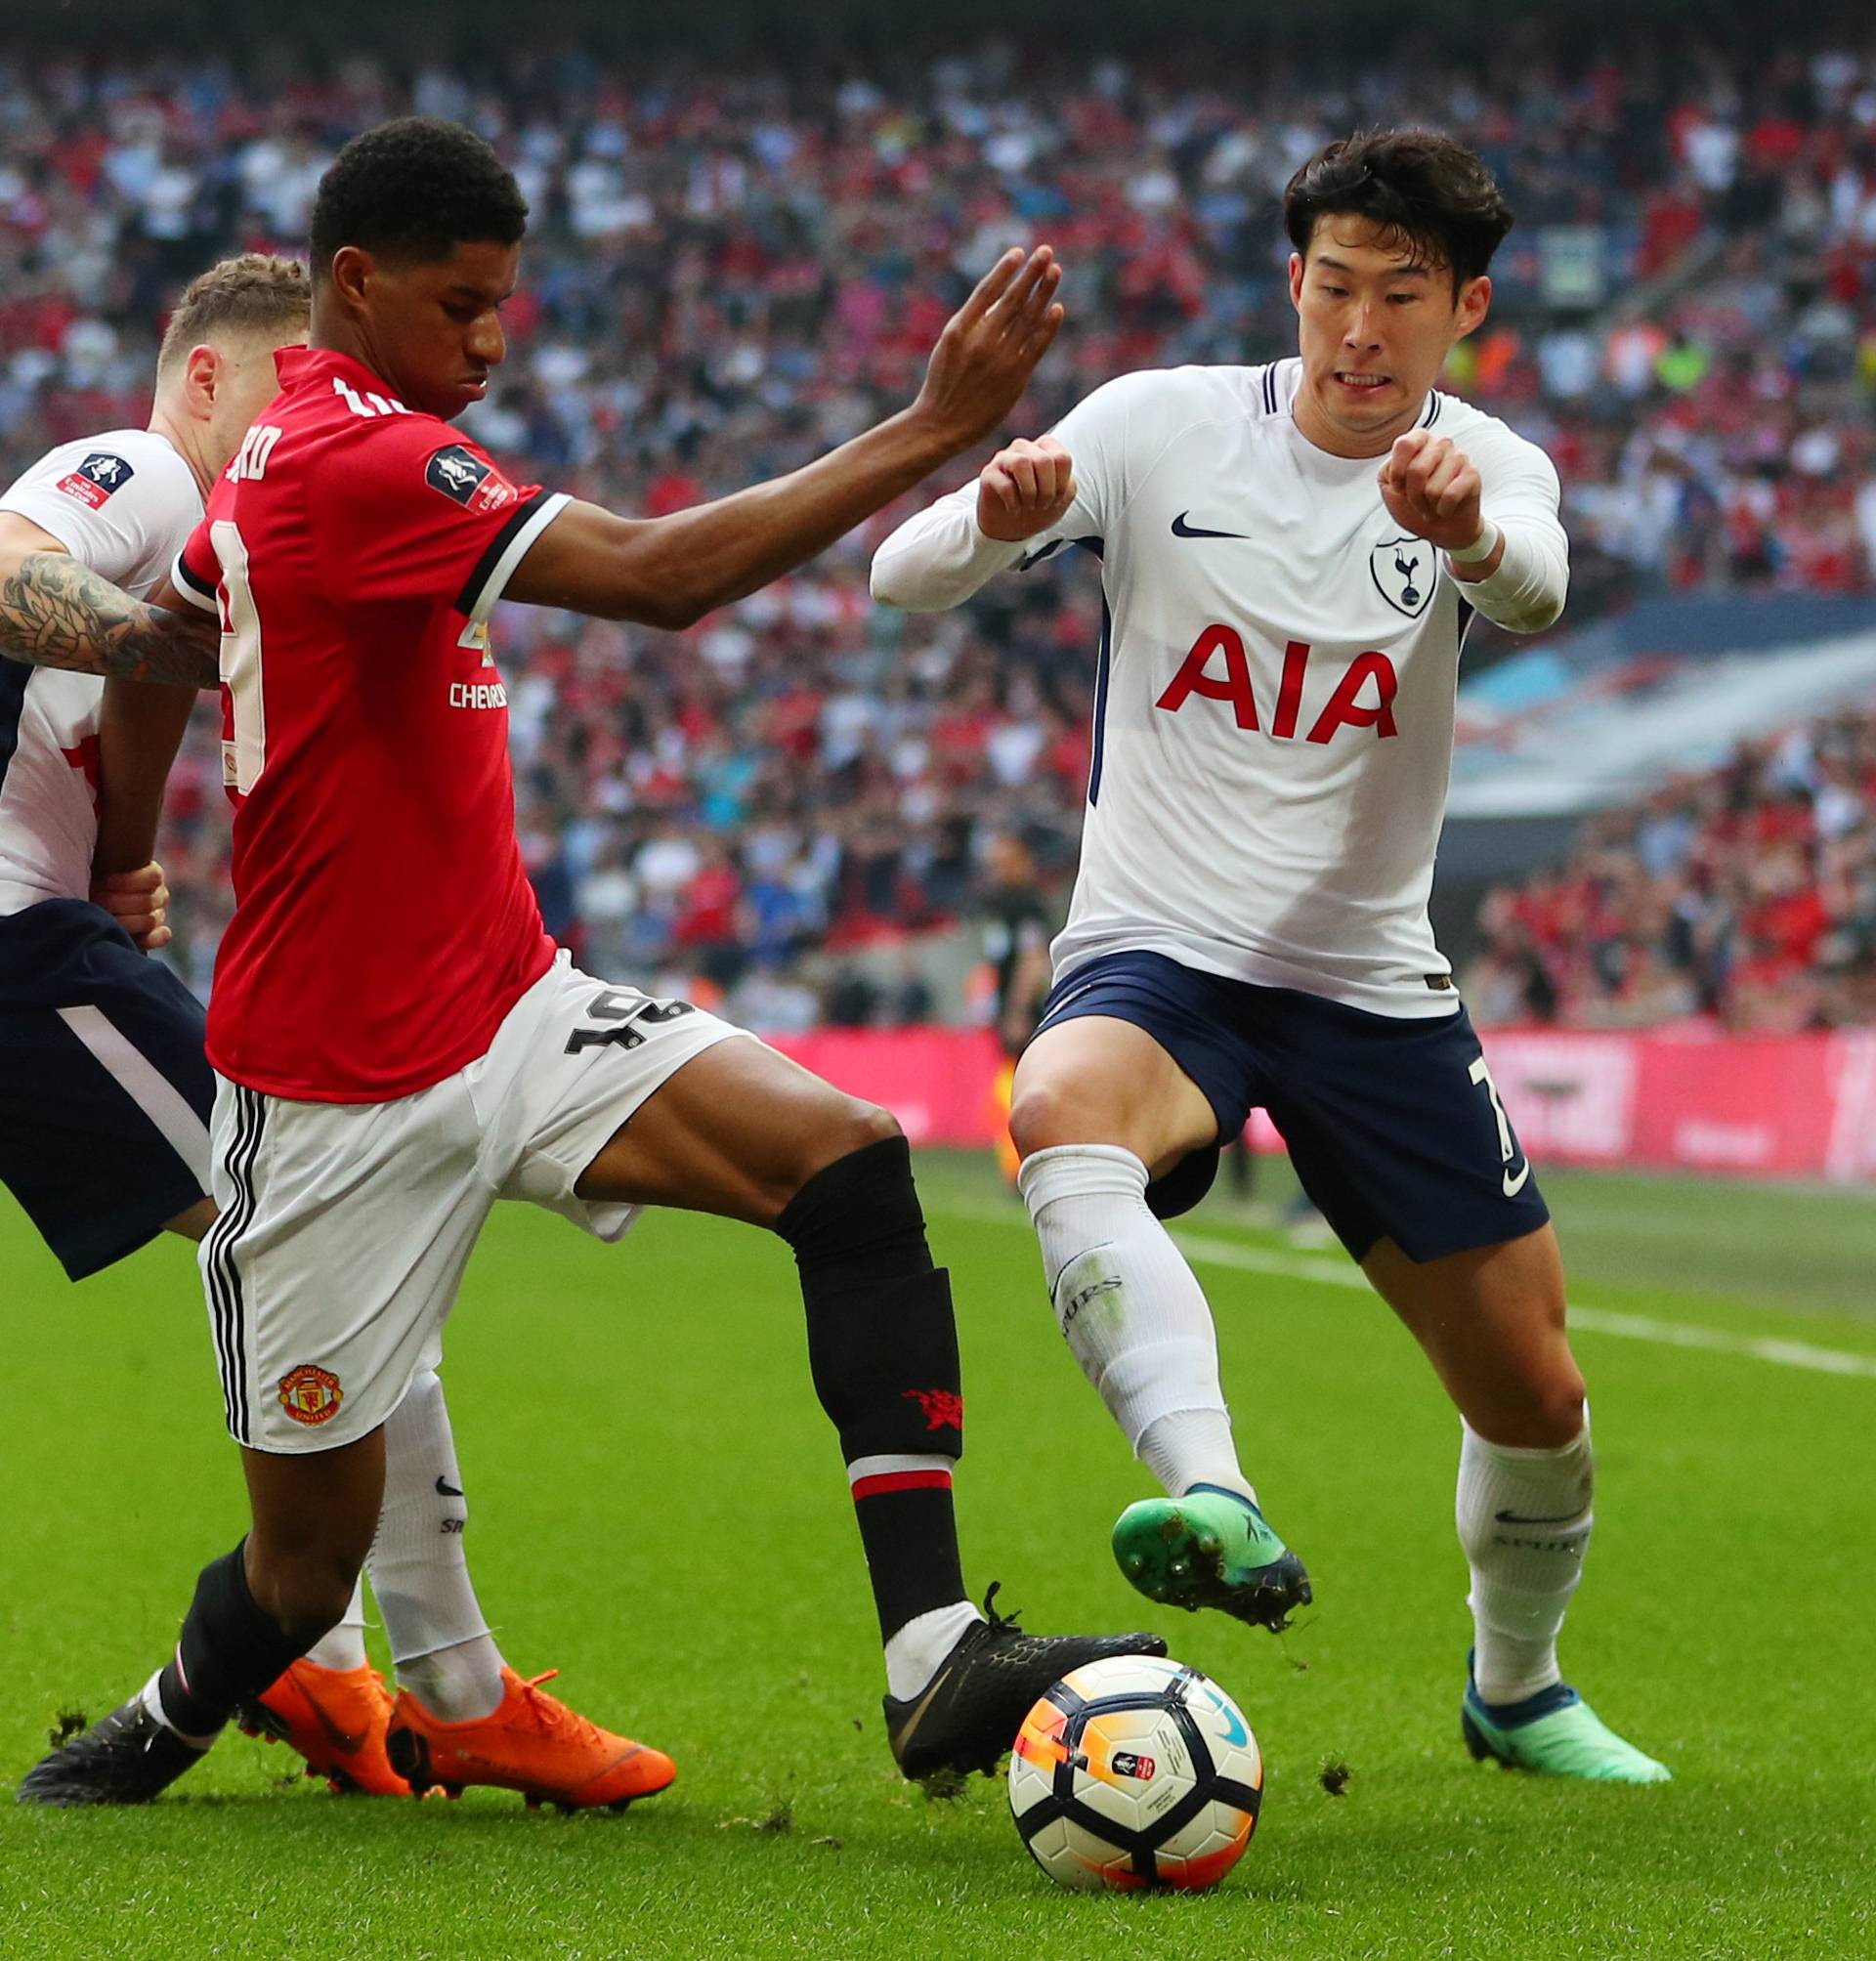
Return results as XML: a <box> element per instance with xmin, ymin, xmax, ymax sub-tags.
<box><xmin>1007</xmin><ymin>1654</ymin><xmax>1262</xmax><ymax>1892</ymax></box>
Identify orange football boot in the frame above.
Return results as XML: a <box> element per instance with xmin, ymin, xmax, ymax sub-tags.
<box><xmin>238</xmin><ymin>1659</ymin><xmax>410</xmax><ymax>1795</ymax></box>
<box><xmin>384</xmin><ymin>1667</ymin><xmax>675</xmax><ymax>1811</ymax></box>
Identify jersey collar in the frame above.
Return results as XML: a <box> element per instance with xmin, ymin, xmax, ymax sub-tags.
<box><xmin>274</xmin><ymin>345</ymin><xmax>408</xmax><ymax>409</ymax></box>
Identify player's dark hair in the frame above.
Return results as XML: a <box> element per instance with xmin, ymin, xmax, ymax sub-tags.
<box><xmin>309</xmin><ymin>116</ymin><xmax>528</xmax><ymax>276</ymax></box>
<box><xmin>1284</xmin><ymin>129</ymin><xmax>1513</xmax><ymax>290</ymax></box>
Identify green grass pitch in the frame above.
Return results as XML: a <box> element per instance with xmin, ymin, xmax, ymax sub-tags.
<box><xmin>4</xmin><ymin>1152</ymin><xmax>1873</xmax><ymax>1960</ymax></box>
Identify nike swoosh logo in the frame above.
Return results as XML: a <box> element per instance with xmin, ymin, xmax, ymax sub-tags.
<box><xmin>888</xmin><ymin>1661</ymin><xmax>955</xmax><ymax>1753</ymax></box>
<box><xmin>1171</xmin><ymin>511</ymin><xmax>1249</xmax><ymax>540</ymax></box>
<box><xmin>436</xmin><ymin>1476</ymin><xmax>464</xmax><ymax>1497</ymax></box>
<box><xmin>307</xmin><ymin>1699</ymin><xmax>368</xmax><ymax>1758</ymax></box>
<box><xmin>1494</xmin><ymin>1509</ymin><xmax>1582</xmax><ymax>1525</ymax></box>
<box><xmin>1201</xmin><ymin>1686</ymin><xmax>1248</xmax><ymax>1746</ymax></box>
<box><xmin>1502</xmin><ymin>1162</ymin><xmax>1531</xmax><ymax>1198</ymax></box>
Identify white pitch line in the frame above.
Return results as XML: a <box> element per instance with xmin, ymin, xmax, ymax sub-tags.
<box><xmin>933</xmin><ymin>1202</ymin><xmax>1876</xmax><ymax>1382</ymax></box>
<box><xmin>1172</xmin><ymin>1233</ymin><xmax>1876</xmax><ymax>1380</ymax></box>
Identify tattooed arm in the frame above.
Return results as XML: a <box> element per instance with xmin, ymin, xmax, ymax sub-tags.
<box><xmin>0</xmin><ymin>533</ymin><xmax>218</xmax><ymax>690</ymax></box>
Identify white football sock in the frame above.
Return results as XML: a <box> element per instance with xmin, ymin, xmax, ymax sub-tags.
<box><xmin>1138</xmin><ymin>1410</ymin><xmax>1257</xmax><ymax>1506</ymax></box>
<box><xmin>885</xmin><ymin>1600</ymin><xmax>985</xmax><ymax>1702</ymax></box>
<box><xmin>395</xmin><ymin>1636</ymin><xmax>511</xmax><ymax>1723</ymax></box>
<box><xmin>1456</xmin><ymin>1414</ymin><xmax>1594</xmax><ymax>1706</ymax></box>
<box><xmin>1019</xmin><ymin>1144</ymin><xmax>1253</xmax><ymax>1500</ymax></box>
<box><xmin>367</xmin><ymin>1369</ymin><xmax>505</xmax><ymax>1722</ymax></box>
<box><xmin>303</xmin><ymin>1580</ymin><xmax>368</xmax><ymax>1672</ymax></box>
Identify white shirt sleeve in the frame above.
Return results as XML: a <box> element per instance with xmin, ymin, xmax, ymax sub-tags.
<box><xmin>0</xmin><ymin>434</ymin><xmax>199</xmax><ymax>596</ymax></box>
<box><xmin>870</xmin><ymin>371</ymin><xmax>1157</xmax><ymax>611</ymax></box>
<box><xmin>1451</xmin><ymin>423</ymin><xmax>1569</xmax><ymax>635</ymax></box>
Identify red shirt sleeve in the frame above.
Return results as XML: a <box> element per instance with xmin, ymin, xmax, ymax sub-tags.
<box><xmin>318</xmin><ymin>420</ymin><xmax>569</xmax><ymax>625</ymax></box>
<box><xmin>171</xmin><ymin>505</ymin><xmax>225</xmax><ymax>615</ymax></box>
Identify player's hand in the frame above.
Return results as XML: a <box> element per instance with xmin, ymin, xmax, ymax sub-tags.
<box><xmin>92</xmin><ymin>860</ymin><xmax>171</xmax><ymax>952</ymax></box>
<box><xmin>1377</xmin><ymin>429</ymin><xmax>1485</xmax><ymax>555</ymax></box>
<box><xmin>911</xmin><ymin>247</ymin><xmax>1066</xmax><ymax>454</ymax></box>
<box><xmin>976</xmin><ymin>437</ymin><xmax>1077</xmax><ymax>542</ymax></box>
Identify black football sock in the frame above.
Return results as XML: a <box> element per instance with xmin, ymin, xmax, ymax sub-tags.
<box><xmin>154</xmin><ymin>1542</ymin><xmax>312</xmax><ymax>1740</ymax></box>
<box><xmin>775</xmin><ymin>1135</ymin><xmax>968</xmax><ymax>1642</ymax></box>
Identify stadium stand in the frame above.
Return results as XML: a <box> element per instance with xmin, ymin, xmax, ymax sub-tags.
<box><xmin>3</xmin><ymin>33</ymin><xmax>1873</xmax><ymax>1025</ymax></box>
<box><xmin>1465</xmin><ymin>703</ymin><xmax>1876</xmax><ymax>1032</ymax></box>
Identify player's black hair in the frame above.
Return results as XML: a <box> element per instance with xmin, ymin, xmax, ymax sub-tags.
<box><xmin>309</xmin><ymin>116</ymin><xmax>528</xmax><ymax>275</ymax></box>
<box><xmin>1284</xmin><ymin>129</ymin><xmax>1513</xmax><ymax>290</ymax></box>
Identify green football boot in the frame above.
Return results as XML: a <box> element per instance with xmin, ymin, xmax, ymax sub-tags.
<box><xmin>1462</xmin><ymin>1657</ymin><xmax>1671</xmax><ymax>1784</ymax></box>
<box><xmin>1111</xmin><ymin>1483</ymin><xmax>1312</xmax><ymax>1632</ymax></box>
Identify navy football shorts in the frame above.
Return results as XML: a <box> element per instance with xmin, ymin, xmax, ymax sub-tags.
<box><xmin>0</xmin><ymin>898</ymin><xmax>213</xmax><ymax>1280</ymax></box>
<box><xmin>1034</xmin><ymin>949</ymin><xmax>1550</xmax><ymax>1262</ymax></box>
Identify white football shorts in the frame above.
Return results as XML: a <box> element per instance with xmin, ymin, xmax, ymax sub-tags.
<box><xmin>197</xmin><ymin>952</ymin><xmax>746</xmax><ymax>1452</ymax></box>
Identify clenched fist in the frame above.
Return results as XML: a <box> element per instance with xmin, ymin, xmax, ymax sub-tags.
<box><xmin>92</xmin><ymin>860</ymin><xmax>171</xmax><ymax>952</ymax></box>
<box><xmin>976</xmin><ymin>436</ymin><xmax>1077</xmax><ymax>542</ymax></box>
<box><xmin>1377</xmin><ymin>428</ymin><xmax>1486</xmax><ymax>556</ymax></box>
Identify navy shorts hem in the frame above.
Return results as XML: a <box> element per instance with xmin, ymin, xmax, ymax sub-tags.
<box><xmin>38</xmin><ymin>1168</ymin><xmax>210</xmax><ymax>1281</ymax></box>
<box><xmin>1036</xmin><ymin>950</ymin><xmax>1550</xmax><ymax>1260</ymax></box>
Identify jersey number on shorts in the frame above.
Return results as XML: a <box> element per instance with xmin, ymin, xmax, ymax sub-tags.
<box><xmin>1468</xmin><ymin>1053</ymin><xmax>1531</xmax><ymax>1196</ymax></box>
<box><xmin>564</xmin><ymin>989</ymin><xmax>698</xmax><ymax>1055</ymax></box>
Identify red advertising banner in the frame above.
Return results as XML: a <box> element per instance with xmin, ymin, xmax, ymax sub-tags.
<box><xmin>769</xmin><ymin>1025</ymin><xmax>1876</xmax><ymax>1184</ymax></box>
<box><xmin>768</xmin><ymin>1028</ymin><xmax>1010</xmax><ymax>1147</ymax></box>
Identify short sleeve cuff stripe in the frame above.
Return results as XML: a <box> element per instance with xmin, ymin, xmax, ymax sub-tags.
<box><xmin>171</xmin><ymin>549</ymin><xmax>220</xmax><ymax>613</ymax></box>
<box><xmin>456</xmin><ymin>490</ymin><xmax>571</xmax><ymax>623</ymax></box>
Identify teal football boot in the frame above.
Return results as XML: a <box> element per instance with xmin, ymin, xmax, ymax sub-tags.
<box><xmin>1462</xmin><ymin>1656</ymin><xmax>1671</xmax><ymax>1783</ymax></box>
<box><xmin>1111</xmin><ymin>1483</ymin><xmax>1311</xmax><ymax>1632</ymax></box>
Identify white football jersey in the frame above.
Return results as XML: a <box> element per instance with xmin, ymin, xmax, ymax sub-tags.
<box><xmin>874</xmin><ymin>360</ymin><xmax>1565</xmax><ymax>1018</ymax></box>
<box><xmin>0</xmin><ymin>429</ymin><xmax>202</xmax><ymax>915</ymax></box>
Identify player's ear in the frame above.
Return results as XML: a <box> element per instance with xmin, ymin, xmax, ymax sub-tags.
<box><xmin>1287</xmin><ymin>252</ymin><xmax>1305</xmax><ymax>312</ymax></box>
<box><xmin>327</xmin><ymin>245</ymin><xmax>373</xmax><ymax>313</ymax></box>
<box><xmin>181</xmin><ymin>344</ymin><xmax>222</xmax><ymax>419</ymax></box>
<box><xmin>1453</xmin><ymin>274</ymin><xmax>1491</xmax><ymax>340</ymax></box>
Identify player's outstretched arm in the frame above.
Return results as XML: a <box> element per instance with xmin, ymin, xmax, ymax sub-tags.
<box><xmin>871</xmin><ymin>434</ymin><xmax>1077</xmax><ymax>611</ymax></box>
<box><xmin>0</xmin><ymin>531</ymin><xmax>218</xmax><ymax>688</ymax></box>
<box><xmin>501</xmin><ymin>246</ymin><xmax>1065</xmax><ymax>630</ymax></box>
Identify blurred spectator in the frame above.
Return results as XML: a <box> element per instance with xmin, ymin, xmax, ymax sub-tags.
<box><xmin>1467</xmin><ymin>703</ymin><xmax>1876</xmax><ymax>1029</ymax></box>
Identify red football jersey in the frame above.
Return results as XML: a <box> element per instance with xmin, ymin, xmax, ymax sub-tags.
<box><xmin>172</xmin><ymin>346</ymin><xmax>566</xmax><ymax>1101</ymax></box>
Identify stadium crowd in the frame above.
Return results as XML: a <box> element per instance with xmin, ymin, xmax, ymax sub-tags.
<box><xmin>4</xmin><ymin>31</ymin><xmax>1876</xmax><ymax>1023</ymax></box>
<box><xmin>1465</xmin><ymin>702</ymin><xmax>1876</xmax><ymax>1032</ymax></box>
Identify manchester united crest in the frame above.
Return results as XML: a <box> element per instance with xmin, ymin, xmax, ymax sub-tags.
<box><xmin>278</xmin><ymin>1363</ymin><xmax>344</xmax><ymax>1428</ymax></box>
<box><xmin>902</xmin><ymin>1386</ymin><xmax>964</xmax><ymax>1432</ymax></box>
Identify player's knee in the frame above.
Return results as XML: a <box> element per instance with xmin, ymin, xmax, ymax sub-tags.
<box><xmin>1485</xmin><ymin>1372</ymin><xmax>1586</xmax><ymax>1450</ymax></box>
<box><xmin>1533</xmin><ymin>1375</ymin><xmax>1588</xmax><ymax>1446</ymax></box>
<box><xmin>773</xmin><ymin>1121</ymin><xmax>930</xmax><ymax>1273</ymax></box>
<box><xmin>793</xmin><ymin>1094</ymin><xmax>902</xmax><ymax>1190</ymax></box>
<box><xmin>1008</xmin><ymin>1075</ymin><xmax>1095</xmax><ymax>1161</ymax></box>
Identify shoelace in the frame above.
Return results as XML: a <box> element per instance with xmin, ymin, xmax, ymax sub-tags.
<box><xmin>512</xmin><ymin>1670</ymin><xmax>610</xmax><ymax>1752</ymax></box>
<box><xmin>981</xmin><ymin>1581</ymin><xmax>1023</xmax><ymax>1635</ymax></box>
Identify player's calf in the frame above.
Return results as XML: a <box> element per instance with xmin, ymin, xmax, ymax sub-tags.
<box><xmin>775</xmin><ymin>1133</ymin><xmax>973</xmax><ymax>1668</ymax></box>
<box><xmin>159</xmin><ymin>1542</ymin><xmax>317</xmax><ymax>1740</ymax></box>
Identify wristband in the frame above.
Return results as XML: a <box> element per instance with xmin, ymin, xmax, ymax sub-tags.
<box><xmin>1447</xmin><ymin>520</ymin><xmax>1501</xmax><ymax>565</ymax></box>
